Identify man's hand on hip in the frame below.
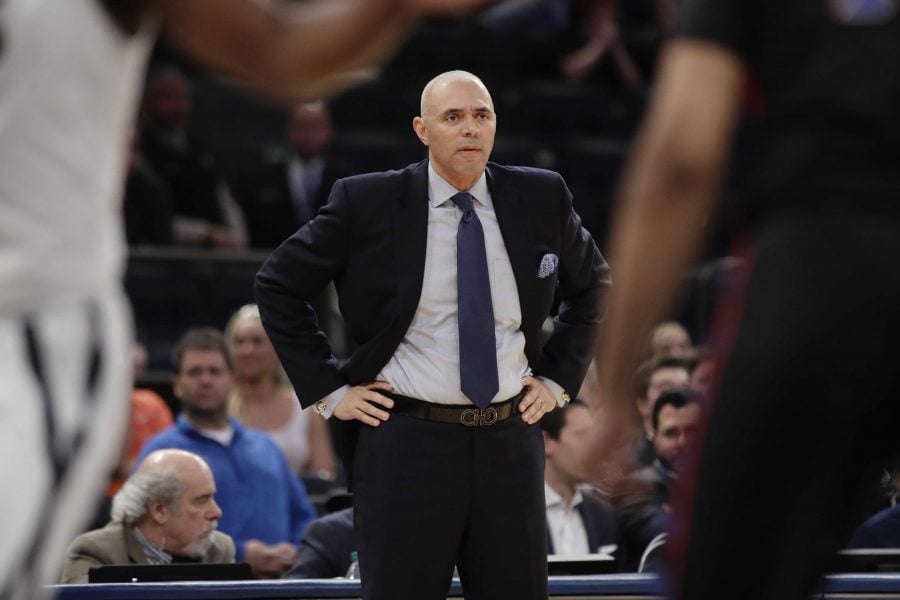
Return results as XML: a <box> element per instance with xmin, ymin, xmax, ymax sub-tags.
<box><xmin>519</xmin><ymin>376</ymin><xmax>556</xmax><ymax>424</ymax></box>
<box><xmin>333</xmin><ymin>381</ymin><xmax>394</xmax><ymax>426</ymax></box>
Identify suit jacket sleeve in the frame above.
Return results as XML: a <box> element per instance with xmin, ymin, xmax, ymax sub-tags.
<box><xmin>534</xmin><ymin>174</ymin><xmax>610</xmax><ymax>395</ymax></box>
<box><xmin>61</xmin><ymin>538</ymin><xmax>105</xmax><ymax>584</ymax></box>
<box><xmin>285</xmin><ymin>518</ymin><xmax>339</xmax><ymax>579</ymax></box>
<box><xmin>60</xmin><ymin>529</ymin><xmax>128</xmax><ymax>584</ymax></box>
<box><xmin>255</xmin><ymin>179</ymin><xmax>353</xmax><ymax>407</ymax></box>
<box><xmin>285</xmin><ymin>509</ymin><xmax>355</xmax><ymax>579</ymax></box>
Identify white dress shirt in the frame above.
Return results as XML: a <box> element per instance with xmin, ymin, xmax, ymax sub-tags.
<box><xmin>287</xmin><ymin>155</ymin><xmax>325</xmax><ymax>224</ymax></box>
<box><xmin>376</xmin><ymin>164</ymin><xmax>530</xmax><ymax>404</ymax></box>
<box><xmin>319</xmin><ymin>163</ymin><xmax>564</xmax><ymax>417</ymax></box>
<box><xmin>544</xmin><ymin>483</ymin><xmax>590</xmax><ymax>556</ymax></box>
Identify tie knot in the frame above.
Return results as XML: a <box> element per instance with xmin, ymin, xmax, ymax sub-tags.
<box><xmin>451</xmin><ymin>192</ymin><xmax>475</xmax><ymax>213</ymax></box>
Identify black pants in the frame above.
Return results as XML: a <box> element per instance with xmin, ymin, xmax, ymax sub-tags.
<box><xmin>673</xmin><ymin>212</ymin><xmax>900</xmax><ymax>600</ymax></box>
<box><xmin>353</xmin><ymin>409</ymin><xmax>547</xmax><ymax>600</ymax></box>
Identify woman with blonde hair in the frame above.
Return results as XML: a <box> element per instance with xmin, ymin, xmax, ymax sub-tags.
<box><xmin>225</xmin><ymin>304</ymin><xmax>336</xmax><ymax>478</ymax></box>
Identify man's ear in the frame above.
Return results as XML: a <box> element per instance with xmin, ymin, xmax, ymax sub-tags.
<box><xmin>412</xmin><ymin>116</ymin><xmax>428</xmax><ymax>146</ymax></box>
<box><xmin>635</xmin><ymin>395</ymin><xmax>649</xmax><ymax>416</ymax></box>
<box><xmin>542</xmin><ymin>431</ymin><xmax>555</xmax><ymax>456</ymax></box>
<box><xmin>148</xmin><ymin>499</ymin><xmax>169</xmax><ymax>525</ymax></box>
<box><xmin>171</xmin><ymin>374</ymin><xmax>183</xmax><ymax>401</ymax></box>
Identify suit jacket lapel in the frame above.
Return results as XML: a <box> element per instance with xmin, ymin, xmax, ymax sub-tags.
<box><xmin>487</xmin><ymin>165</ymin><xmax>537</xmax><ymax>338</ymax></box>
<box><xmin>392</xmin><ymin>160</ymin><xmax>430</xmax><ymax>332</ymax></box>
<box><xmin>389</xmin><ymin>163</ymin><xmax>536</xmax><ymax>351</ymax></box>
<box><xmin>577</xmin><ymin>500</ymin><xmax>598</xmax><ymax>553</ymax></box>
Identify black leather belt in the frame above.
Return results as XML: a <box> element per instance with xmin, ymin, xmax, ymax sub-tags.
<box><xmin>385</xmin><ymin>390</ymin><xmax>525</xmax><ymax>427</ymax></box>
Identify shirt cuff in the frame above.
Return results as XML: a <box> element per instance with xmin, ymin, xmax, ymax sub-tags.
<box><xmin>316</xmin><ymin>385</ymin><xmax>350</xmax><ymax>419</ymax></box>
<box><xmin>537</xmin><ymin>376</ymin><xmax>567</xmax><ymax>408</ymax></box>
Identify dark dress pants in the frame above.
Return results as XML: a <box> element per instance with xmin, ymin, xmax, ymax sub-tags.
<box><xmin>672</xmin><ymin>211</ymin><xmax>900</xmax><ymax>600</ymax></box>
<box><xmin>353</xmin><ymin>409</ymin><xmax>547</xmax><ymax>600</ymax></box>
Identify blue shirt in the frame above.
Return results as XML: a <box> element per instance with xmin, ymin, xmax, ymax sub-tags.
<box><xmin>137</xmin><ymin>416</ymin><xmax>316</xmax><ymax>560</ymax></box>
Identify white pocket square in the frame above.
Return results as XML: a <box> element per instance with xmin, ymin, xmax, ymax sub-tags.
<box><xmin>538</xmin><ymin>253</ymin><xmax>559</xmax><ymax>279</ymax></box>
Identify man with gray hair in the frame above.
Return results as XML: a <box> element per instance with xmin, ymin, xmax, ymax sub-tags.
<box><xmin>60</xmin><ymin>449</ymin><xmax>234</xmax><ymax>584</ymax></box>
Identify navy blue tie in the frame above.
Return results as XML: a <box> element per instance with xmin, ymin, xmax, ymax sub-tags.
<box><xmin>451</xmin><ymin>192</ymin><xmax>499</xmax><ymax>409</ymax></box>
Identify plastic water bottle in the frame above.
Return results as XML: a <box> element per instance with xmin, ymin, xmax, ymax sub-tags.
<box><xmin>345</xmin><ymin>551</ymin><xmax>360</xmax><ymax>579</ymax></box>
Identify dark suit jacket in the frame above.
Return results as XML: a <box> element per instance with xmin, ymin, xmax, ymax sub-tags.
<box><xmin>284</xmin><ymin>507</ymin><xmax>356</xmax><ymax>579</ymax></box>
<box><xmin>61</xmin><ymin>522</ymin><xmax>235</xmax><ymax>583</ymax></box>
<box><xmin>140</xmin><ymin>127</ymin><xmax>227</xmax><ymax>226</ymax></box>
<box><xmin>233</xmin><ymin>152</ymin><xmax>350</xmax><ymax>249</ymax></box>
<box><xmin>546</xmin><ymin>493</ymin><xmax>620</xmax><ymax>556</ymax></box>
<box><xmin>255</xmin><ymin>160</ymin><xmax>609</xmax><ymax>476</ymax></box>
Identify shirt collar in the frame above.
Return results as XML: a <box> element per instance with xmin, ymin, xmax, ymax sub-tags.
<box><xmin>132</xmin><ymin>526</ymin><xmax>172</xmax><ymax>565</ymax></box>
<box><xmin>544</xmin><ymin>482</ymin><xmax>584</xmax><ymax>510</ymax></box>
<box><xmin>427</xmin><ymin>162</ymin><xmax>491</xmax><ymax>209</ymax></box>
<box><xmin>178</xmin><ymin>414</ymin><xmax>242</xmax><ymax>439</ymax></box>
<box><xmin>289</xmin><ymin>154</ymin><xmax>324</xmax><ymax>171</ymax></box>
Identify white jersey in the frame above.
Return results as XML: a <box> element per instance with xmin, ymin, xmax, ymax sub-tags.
<box><xmin>0</xmin><ymin>2</ymin><xmax>154</xmax><ymax>598</ymax></box>
<box><xmin>0</xmin><ymin>0</ymin><xmax>154</xmax><ymax>315</ymax></box>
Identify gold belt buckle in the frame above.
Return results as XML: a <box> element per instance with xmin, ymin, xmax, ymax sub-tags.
<box><xmin>460</xmin><ymin>407</ymin><xmax>499</xmax><ymax>427</ymax></box>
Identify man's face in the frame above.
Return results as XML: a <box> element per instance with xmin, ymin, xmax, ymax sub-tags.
<box><xmin>636</xmin><ymin>366</ymin><xmax>691</xmax><ymax>436</ymax></box>
<box><xmin>288</xmin><ymin>104</ymin><xmax>333</xmax><ymax>160</ymax></box>
<box><xmin>654</xmin><ymin>330</ymin><xmax>691</xmax><ymax>358</ymax></box>
<box><xmin>646</xmin><ymin>367</ymin><xmax>691</xmax><ymax>406</ymax></box>
<box><xmin>413</xmin><ymin>77</ymin><xmax>496</xmax><ymax>187</ymax></box>
<box><xmin>546</xmin><ymin>404</ymin><xmax>592</xmax><ymax>483</ymax></box>
<box><xmin>652</xmin><ymin>402</ymin><xmax>701</xmax><ymax>473</ymax></box>
<box><xmin>173</xmin><ymin>349</ymin><xmax>233</xmax><ymax>419</ymax></box>
<box><xmin>162</xmin><ymin>464</ymin><xmax>222</xmax><ymax>557</ymax></box>
<box><xmin>690</xmin><ymin>358</ymin><xmax>716</xmax><ymax>397</ymax></box>
<box><xmin>146</xmin><ymin>74</ymin><xmax>191</xmax><ymax>131</ymax></box>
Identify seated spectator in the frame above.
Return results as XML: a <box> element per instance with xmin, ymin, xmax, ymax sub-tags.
<box><xmin>122</xmin><ymin>129</ymin><xmax>175</xmax><ymax>246</ymax></box>
<box><xmin>558</xmin><ymin>0</ymin><xmax>644</xmax><ymax>87</ymax></box>
<box><xmin>139</xmin><ymin>66</ymin><xmax>247</xmax><ymax>249</ymax></box>
<box><xmin>647</xmin><ymin>320</ymin><xmax>693</xmax><ymax>359</ymax></box>
<box><xmin>643</xmin><ymin>387</ymin><xmax>702</xmax><ymax>496</ymax></box>
<box><xmin>61</xmin><ymin>449</ymin><xmax>233</xmax><ymax>584</ymax></box>
<box><xmin>232</xmin><ymin>102</ymin><xmax>350</xmax><ymax>249</ymax></box>
<box><xmin>633</xmin><ymin>355</ymin><xmax>691</xmax><ymax>464</ymax></box>
<box><xmin>619</xmin><ymin>387</ymin><xmax>701</xmax><ymax>570</ymax></box>
<box><xmin>283</xmin><ymin>507</ymin><xmax>356</xmax><ymax>579</ymax></box>
<box><xmin>225</xmin><ymin>304</ymin><xmax>336</xmax><ymax>478</ymax></box>
<box><xmin>137</xmin><ymin>328</ymin><xmax>316</xmax><ymax>578</ymax></box>
<box><xmin>542</xmin><ymin>399</ymin><xmax>620</xmax><ymax>562</ymax></box>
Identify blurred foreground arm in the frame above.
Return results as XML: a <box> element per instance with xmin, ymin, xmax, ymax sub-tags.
<box><xmin>149</xmin><ymin>0</ymin><xmax>499</xmax><ymax>102</ymax></box>
<box><xmin>586</xmin><ymin>40</ymin><xmax>746</xmax><ymax>487</ymax></box>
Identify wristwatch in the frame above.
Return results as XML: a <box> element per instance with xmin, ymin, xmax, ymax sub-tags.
<box><xmin>314</xmin><ymin>400</ymin><xmax>328</xmax><ymax>416</ymax></box>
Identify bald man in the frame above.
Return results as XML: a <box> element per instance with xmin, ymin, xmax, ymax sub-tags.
<box><xmin>61</xmin><ymin>450</ymin><xmax>233</xmax><ymax>584</ymax></box>
<box><xmin>256</xmin><ymin>70</ymin><xmax>609</xmax><ymax>600</ymax></box>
